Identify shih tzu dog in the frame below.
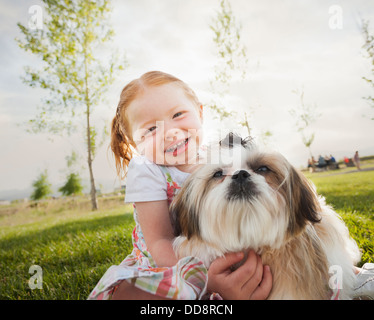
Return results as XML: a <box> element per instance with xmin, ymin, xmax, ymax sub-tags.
<box><xmin>170</xmin><ymin>133</ymin><xmax>361</xmax><ymax>299</ymax></box>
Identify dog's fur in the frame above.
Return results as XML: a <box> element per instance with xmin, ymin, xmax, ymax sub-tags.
<box><xmin>170</xmin><ymin>134</ymin><xmax>361</xmax><ymax>299</ymax></box>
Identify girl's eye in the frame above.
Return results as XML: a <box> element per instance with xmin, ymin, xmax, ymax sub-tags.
<box><xmin>256</xmin><ymin>166</ymin><xmax>269</xmax><ymax>173</ymax></box>
<box><xmin>145</xmin><ymin>126</ymin><xmax>157</xmax><ymax>134</ymax></box>
<box><xmin>173</xmin><ymin>112</ymin><xmax>183</xmax><ymax>119</ymax></box>
<box><xmin>213</xmin><ymin>170</ymin><xmax>223</xmax><ymax>178</ymax></box>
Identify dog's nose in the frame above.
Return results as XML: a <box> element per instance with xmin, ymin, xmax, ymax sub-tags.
<box><xmin>232</xmin><ymin>170</ymin><xmax>250</xmax><ymax>181</ymax></box>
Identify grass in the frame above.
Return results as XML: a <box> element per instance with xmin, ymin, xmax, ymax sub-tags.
<box><xmin>0</xmin><ymin>196</ymin><xmax>135</xmax><ymax>300</ymax></box>
<box><xmin>0</xmin><ymin>167</ymin><xmax>373</xmax><ymax>300</ymax></box>
<box><xmin>304</xmin><ymin>169</ymin><xmax>374</xmax><ymax>266</ymax></box>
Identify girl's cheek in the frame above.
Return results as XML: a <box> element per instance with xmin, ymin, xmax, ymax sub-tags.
<box><xmin>188</xmin><ymin>115</ymin><xmax>203</xmax><ymax>130</ymax></box>
<box><xmin>131</xmin><ymin>126</ymin><xmax>146</xmax><ymax>145</ymax></box>
<box><xmin>138</xmin><ymin>134</ymin><xmax>168</xmax><ymax>163</ymax></box>
<box><xmin>136</xmin><ymin>136</ymin><xmax>153</xmax><ymax>156</ymax></box>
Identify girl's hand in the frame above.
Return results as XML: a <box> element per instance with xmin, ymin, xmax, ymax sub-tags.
<box><xmin>207</xmin><ymin>250</ymin><xmax>272</xmax><ymax>300</ymax></box>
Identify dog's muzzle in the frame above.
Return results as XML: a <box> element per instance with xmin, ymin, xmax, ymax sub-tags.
<box><xmin>226</xmin><ymin>170</ymin><xmax>258</xmax><ymax>200</ymax></box>
<box><xmin>232</xmin><ymin>170</ymin><xmax>250</xmax><ymax>181</ymax></box>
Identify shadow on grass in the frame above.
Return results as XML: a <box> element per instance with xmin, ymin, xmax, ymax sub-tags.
<box><xmin>0</xmin><ymin>213</ymin><xmax>135</xmax><ymax>252</ymax></box>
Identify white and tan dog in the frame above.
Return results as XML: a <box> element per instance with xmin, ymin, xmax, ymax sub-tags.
<box><xmin>170</xmin><ymin>133</ymin><xmax>361</xmax><ymax>299</ymax></box>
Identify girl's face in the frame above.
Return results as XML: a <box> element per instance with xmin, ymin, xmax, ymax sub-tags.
<box><xmin>127</xmin><ymin>83</ymin><xmax>203</xmax><ymax>170</ymax></box>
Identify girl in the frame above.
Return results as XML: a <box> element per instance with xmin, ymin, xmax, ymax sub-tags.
<box><xmin>88</xmin><ymin>71</ymin><xmax>272</xmax><ymax>300</ymax></box>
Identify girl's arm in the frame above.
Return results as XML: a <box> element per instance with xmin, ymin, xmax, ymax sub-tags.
<box><xmin>135</xmin><ymin>200</ymin><xmax>178</xmax><ymax>267</ymax></box>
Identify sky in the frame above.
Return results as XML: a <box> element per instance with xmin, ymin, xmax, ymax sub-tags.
<box><xmin>0</xmin><ymin>0</ymin><xmax>374</xmax><ymax>200</ymax></box>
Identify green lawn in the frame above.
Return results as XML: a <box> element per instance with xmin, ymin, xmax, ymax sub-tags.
<box><xmin>0</xmin><ymin>169</ymin><xmax>373</xmax><ymax>300</ymax></box>
<box><xmin>0</xmin><ymin>197</ymin><xmax>135</xmax><ymax>300</ymax></box>
<box><xmin>305</xmin><ymin>169</ymin><xmax>374</xmax><ymax>265</ymax></box>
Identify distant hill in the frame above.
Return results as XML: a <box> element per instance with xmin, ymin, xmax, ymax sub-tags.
<box><xmin>0</xmin><ymin>187</ymin><xmax>34</xmax><ymax>201</ymax></box>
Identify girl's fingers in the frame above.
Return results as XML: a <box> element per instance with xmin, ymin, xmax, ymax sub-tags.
<box><xmin>239</xmin><ymin>253</ymin><xmax>263</xmax><ymax>292</ymax></box>
<box><xmin>249</xmin><ymin>265</ymin><xmax>273</xmax><ymax>300</ymax></box>
<box><xmin>208</xmin><ymin>251</ymin><xmax>273</xmax><ymax>300</ymax></box>
<box><xmin>228</xmin><ymin>250</ymin><xmax>259</xmax><ymax>287</ymax></box>
<box><xmin>209</xmin><ymin>252</ymin><xmax>244</xmax><ymax>276</ymax></box>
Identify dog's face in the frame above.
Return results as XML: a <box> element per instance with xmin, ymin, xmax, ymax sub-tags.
<box><xmin>170</xmin><ymin>134</ymin><xmax>321</xmax><ymax>253</ymax></box>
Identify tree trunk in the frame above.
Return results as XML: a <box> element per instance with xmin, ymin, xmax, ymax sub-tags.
<box><xmin>86</xmin><ymin>109</ymin><xmax>98</xmax><ymax>211</ymax></box>
<box><xmin>83</xmin><ymin>32</ymin><xmax>98</xmax><ymax>211</ymax></box>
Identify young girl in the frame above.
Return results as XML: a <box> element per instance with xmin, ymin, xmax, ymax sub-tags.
<box><xmin>88</xmin><ymin>71</ymin><xmax>272</xmax><ymax>300</ymax></box>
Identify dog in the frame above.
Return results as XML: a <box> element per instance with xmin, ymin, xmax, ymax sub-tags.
<box><xmin>170</xmin><ymin>133</ymin><xmax>361</xmax><ymax>299</ymax></box>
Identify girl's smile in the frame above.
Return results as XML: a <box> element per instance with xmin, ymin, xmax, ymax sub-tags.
<box><xmin>165</xmin><ymin>137</ymin><xmax>190</xmax><ymax>157</ymax></box>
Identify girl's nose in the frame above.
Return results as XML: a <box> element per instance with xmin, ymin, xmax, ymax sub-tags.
<box><xmin>165</xmin><ymin>127</ymin><xmax>183</xmax><ymax>141</ymax></box>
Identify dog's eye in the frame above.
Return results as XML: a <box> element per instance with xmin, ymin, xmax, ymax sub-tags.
<box><xmin>256</xmin><ymin>166</ymin><xmax>269</xmax><ymax>173</ymax></box>
<box><xmin>213</xmin><ymin>170</ymin><xmax>223</xmax><ymax>178</ymax></box>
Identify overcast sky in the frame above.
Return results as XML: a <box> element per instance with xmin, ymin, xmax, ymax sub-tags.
<box><xmin>1</xmin><ymin>0</ymin><xmax>374</xmax><ymax>198</ymax></box>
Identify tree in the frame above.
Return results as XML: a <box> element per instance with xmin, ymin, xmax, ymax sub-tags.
<box><xmin>361</xmin><ymin>19</ymin><xmax>374</xmax><ymax>120</ymax></box>
<box><xmin>59</xmin><ymin>173</ymin><xmax>83</xmax><ymax>196</ymax></box>
<box><xmin>16</xmin><ymin>0</ymin><xmax>126</xmax><ymax>210</ymax></box>
<box><xmin>208</xmin><ymin>0</ymin><xmax>272</xmax><ymax>142</ymax></box>
<box><xmin>31</xmin><ymin>170</ymin><xmax>52</xmax><ymax>201</ymax></box>
<box><xmin>289</xmin><ymin>87</ymin><xmax>321</xmax><ymax>158</ymax></box>
<box><xmin>209</xmin><ymin>0</ymin><xmax>248</xmax><ymax>121</ymax></box>
<box><xmin>59</xmin><ymin>151</ymin><xmax>83</xmax><ymax>196</ymax></box>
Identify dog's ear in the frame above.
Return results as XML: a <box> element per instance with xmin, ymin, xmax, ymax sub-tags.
<box><xmin>219</xmin><ymin>132</ymin><xmax>253</xmax><ymax>149</ymax></box>
<box><xmin>286</xmin><ymin>166</ymin><xmax>321</xmax><ymax>235</ymax></box>
<box><xmin>169</xmin><ymin>178</ymin><xmax>200</xmax><ymax>239</ymax></box>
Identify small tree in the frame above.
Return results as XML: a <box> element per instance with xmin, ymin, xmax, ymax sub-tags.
<box><xmin>361</xmin><ymin>19</ymin><xmax>374</xmax><ymax>120</ymax></box>
<box><xmin>59</xmin><ymin>151</ymin><xmax>83</xmax><ymax>196</ymax></box>
<box><xmin>59</xmin><ymin>173</ymin><xmax>83</xmax><ymax>196</ymax></box>
<box><xmin>209</xmin><ymin>0</ymin><xmax>248</xmax><ymax>121</ymax></box>
<box><xmin>289</xmin><ymin>87</ymin><xmax>321</xmax><ymax>158</ymax></box>
<box><xmin>31</xmin><ymin>170</ymin><xmax>52</xmax><ymax>200</ymax></box>
<box><xmin>208</xmin><ymin>0</ymin><xmax>272</xmax><ymax>142</ymax></box>
<box><xmin>16</xmin><ymin>0</ymin><xmax>126</xmax><ymax>210</ymax></box>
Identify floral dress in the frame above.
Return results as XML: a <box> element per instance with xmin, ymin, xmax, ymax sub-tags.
<box><xmin>87</xmin><ymin>166</ymin><xmax>208</xmax><ymax>300</ymax></box>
